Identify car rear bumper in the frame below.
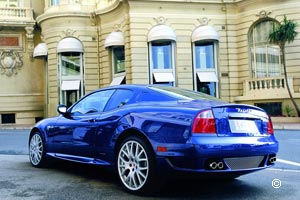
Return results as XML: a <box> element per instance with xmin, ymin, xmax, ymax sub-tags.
<box><xmin>155</xmin><ymin>135</ymin><xmax>278</xmax><ymax>174</ymax></box>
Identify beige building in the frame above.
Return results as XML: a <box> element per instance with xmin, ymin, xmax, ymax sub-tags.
<box><xmin>1</xmin><ymin>0</ymin><xmax>300</xmax><ymax>125</ymax></box>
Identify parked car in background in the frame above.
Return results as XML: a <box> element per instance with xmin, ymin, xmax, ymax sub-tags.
<box><xmin>29</xmin><ymin>84</ymin><xmax>278</xmax><ymax>195</ymax></box>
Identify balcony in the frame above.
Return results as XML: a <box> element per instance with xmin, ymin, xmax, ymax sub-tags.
<box><xmin>0</xmin><ymin>7</ymin><xmax>35</xmax><ymax>27</ymax></box>
<box><xmin>235</xmin><ymin>76</ymin><xmax>300</xmax><ymax>101</ymax></box>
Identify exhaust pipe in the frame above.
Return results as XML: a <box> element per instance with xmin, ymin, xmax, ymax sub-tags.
<box><xmin>269</xmin><ymin>156</ymin><xmax>276</xmax><ymax>164</ymax></box>
<box><xmin>209</xmin><ymin>162</ymin><xmax>218</xmax><ymax>170</ymax></box>
<box><xmin>209</xmin><ymin>161</ymin><xmax>225</xmax><ymax>170</ymax></box>
<box><xmin>217</xmin><ymin>162</ymin><xmax>224</xmax><ymax>169</ymax></box>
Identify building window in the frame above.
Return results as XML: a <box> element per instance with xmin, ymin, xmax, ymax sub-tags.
<box><xmin>149</xmin><ymin>41</ymin><xmax>176</xmax><ymax>86</ymax></box>
<box><xmin>110</xmin><ymin>46</ymin><xmax>126</xmax><ymax>85</ymax></box>
<box><xmin>249</xmin><ymin>19</ymin><xmax>282</xmax><ymax>78</ymax></box>
<box><xmin>50</xmin><ymin>0</ymin><xmax>60</xmax><ymax>6</ymax></box>
<box><xmin>113</xmin><ymin>46</ymin><xmax>125</xmax><ymax>74</ymax></box>
<box><xmin>104</xmin><ymin>31</ymin><xmax>125</xmax><ymax>86</ymax></box>
<box><xmin>1</xmin><ymin>113</ymin><xmax>15</xmax><ymax>124</ymax></box>
<box><xmin>0</xmin><ymin>0</ymin><xmax>19</xmax><ymax>7</ymax></box>
<box><xmin>59</xmin><ymin>52</ymin><xmax>84</xmax><ymax>107</ymax></box>
<box><xmin>57</xmin><ymin>38</ymin><xmax>84</xmax><ymax>107</ymax></box>
<box><xmin>193</xmin><ymin>42</ymin><xmax>219</xmax><ymax>97</ymax></box>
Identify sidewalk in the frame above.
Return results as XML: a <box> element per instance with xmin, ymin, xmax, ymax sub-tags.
<box><xmin>273</xmin><ymin>122</ymin><xmax>300</xmax><ymax>130</ymax></box>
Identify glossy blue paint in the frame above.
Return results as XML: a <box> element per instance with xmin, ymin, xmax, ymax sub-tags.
<box><xmin>30</xmin><ymin>84</ymin><xmax>278</xmax><ymax>177</ymax></box>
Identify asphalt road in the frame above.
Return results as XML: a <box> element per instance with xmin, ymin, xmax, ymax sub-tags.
<box><xmin>0</xmin><ymin>129</ymin><xmax>299</xmax><ymax>200</ymax></box>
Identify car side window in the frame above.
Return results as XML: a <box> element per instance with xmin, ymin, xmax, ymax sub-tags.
<box><xmin>104</xmin><ymin>89</ymin><xmax>134</xmax><ymax>112</ymax></box>
<box><xmin>70</xmin><ymin>89</ymin><xmax>115</xmax><ymax>115</ymax></box>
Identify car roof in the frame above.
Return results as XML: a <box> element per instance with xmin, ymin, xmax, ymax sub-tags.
<box><xmin>101</xmin><ymin>84</ymin><xmax>150</xmax><ymax>90</ymax></box>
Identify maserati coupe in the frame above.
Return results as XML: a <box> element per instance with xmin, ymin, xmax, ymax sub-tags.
<box><xmin>28</xmin><ymin>84</ymin><xmax>278</xmax><ymax>195</ymax></box>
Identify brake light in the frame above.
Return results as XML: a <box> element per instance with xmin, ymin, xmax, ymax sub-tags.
<box><xmin>267</xmin><ymin>117</ymin><xmax>274</xmax><ymax>134</ymax></box>
<box><xmin>192</xmin><ymin>109</ymin><xmax>216</xmax><ymax>134</ymax></box>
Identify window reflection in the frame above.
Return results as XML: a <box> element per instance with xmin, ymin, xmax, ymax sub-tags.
<box><xmin>195</xmin><ymin>44</ymin><xmax>214</xmax><ymax>69</ymax></box>
<box><xmin>113</xmin><ymin>46</ymin><xmax>125</xmax><ymax>74</ymax></box>
<box><xmin>151</xmin><ymin>41</ymin><xmax>172</xmax><ymax>69</ymax></box>
<box><xmin>61</xmin><ymin>52</ymin><xmax>81</xmax><ymax>76</ymax></box>
<box><xmin>51</xmin><ymin>0</ymin><xmax>60</xmax><ymax>6</ymax></box>
<box><xmin>193</xmin><ymin>42</ymin><xmax>218</xmax><ymax>97</ymax></box>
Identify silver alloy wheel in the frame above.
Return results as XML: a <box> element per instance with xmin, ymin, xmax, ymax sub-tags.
<box><xmin>118</xmin><ymin>140</ymin><xmax>149</xmax><ymax>191</ymax></box>
<box><xmin>29</xmin><ymin>133</ymin><xmax>43</xmax><ymax>166</ymax></box>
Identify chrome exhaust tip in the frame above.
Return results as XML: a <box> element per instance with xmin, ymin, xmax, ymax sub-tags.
<box><xmin>209</xmin><ymin>162</ymin><xmax>218</xmax><ymax>170</ymax></box>
<box><xmin>269</xmin><ymin>156</ymin><xmax>276</xmax><ymax>164</ymax></box>
<box><xmin>209</xmin><ymin>161</ymin><xmax>225</xmax><ymax>170</ymax></box>
<box><xmin>217</xmin><ymin>162</ymin><xmax>224</xmax><ymax>169</ymax></box>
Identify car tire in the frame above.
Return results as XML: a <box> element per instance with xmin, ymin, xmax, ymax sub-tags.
<box><xmin>117</xmin><ymin>135</ymin><xmax>161</xmax><ymax>195</ymax></box>
<box><xmin>29</xmin><ymin>131</ymin><xmax>47</xmax><ymax>168</ymax></box>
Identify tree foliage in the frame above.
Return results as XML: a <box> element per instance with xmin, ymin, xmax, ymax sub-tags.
<box><xmin>269</xmin><ymin>15</ymin><xmax>298</xmax><ymax>48</ymax></box>
<box><xmin>269</xmin><ymin>15</ymin><xmax>300</xmax><ymax>116</ymax></box>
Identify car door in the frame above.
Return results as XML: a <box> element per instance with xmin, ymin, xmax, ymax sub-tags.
<box><xmin>49</xmin><ymin>89</ymin><xmax>116</xmax><ymax>158</ymax></box>
<box><xmin>92</xmin><ymin>89</ymin><xmax>135</xmax><ymax>162</ymax></box>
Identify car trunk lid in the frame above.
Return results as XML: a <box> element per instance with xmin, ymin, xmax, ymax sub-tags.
<box><xmin>212</xmin><ymin>104</ymin><xmax>273</xmax><ymax>137</ymax></box>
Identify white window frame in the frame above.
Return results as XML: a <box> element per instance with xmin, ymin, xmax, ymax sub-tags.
<box><xmin>192</xmin><ymin>41</ymin><xmax>219</xmax><ymax>97</ymax></box>
<box><xmin>58</xmin><ymin>52</ymin><xmax>84</xmax><ymax>106</ymax></box>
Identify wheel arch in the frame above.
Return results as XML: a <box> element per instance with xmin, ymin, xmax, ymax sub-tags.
<box><xmin>29</xmin><ymin>127</ymin><xmax>47</xmax><ymax>144</ymax></box>
<box><xmin>114</xmin><ymin>128</ymin><xmax>155</xmax><ymax>158</ymax></box>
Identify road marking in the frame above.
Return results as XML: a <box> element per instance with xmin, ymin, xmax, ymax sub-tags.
<box><xmin>267</xmin><ymin>168</ymin><xmax>300</xmax><ymax>173</ymax></box>
<box><xmin>277</xmin><ymin>158</ymin><xmax>300</xmax><ymax>167</ymax></box>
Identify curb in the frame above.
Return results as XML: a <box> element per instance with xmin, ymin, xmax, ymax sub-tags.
<box><xmin>0</xmin><ymin>125</ymin><xmax>33</xmax><ymax>130</ymax></box>
<box><xmin>273</xmin><ymin>123</ymin><xmax>300</xmax><ymax>130</ymax></box>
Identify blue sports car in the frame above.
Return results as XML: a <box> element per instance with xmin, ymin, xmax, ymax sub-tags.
<box><xmin>29</xmin><ymin>84</ymin><xmax>278</xmax><ymax>195</ymax></box>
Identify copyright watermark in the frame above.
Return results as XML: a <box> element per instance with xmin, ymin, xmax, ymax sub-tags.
<box><xmin>272</xmin><ymin>179</ymin><xmax>281</xmax><ymax>189</ymax></box>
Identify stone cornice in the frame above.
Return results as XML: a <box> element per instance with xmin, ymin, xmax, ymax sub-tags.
<box><xmin>93</xmin><ymin>0</ymin><xmax>123</xmax><ymax>15</ymax></box>
<box><xmin>36</xmin><ymin>11</ymin><xmax>91</xmax><ymax>24</ymax></box>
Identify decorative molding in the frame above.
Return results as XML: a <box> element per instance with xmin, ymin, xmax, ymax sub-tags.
<box><xmin>0</xmin><ymin>33</ymin><xmax>23</xmax><ymax>51</ymax></box>
<box><xmin>154</xmin><ymin>16</ymin><xmax>167</xmax><ymax>25</ymax></box>
<box><xmin>197</xmin><ymin>17</ymin><xmax>210</xmax><ymax>26</ymax></box>
<box><xmin>90</xmin><ymin>12</ymin><xmax>97</xmax><ymax>26</ymax></box>
<box><xmin>114</xmin><ymin>24</ymin><xmax>121</xmax><ymax>31</ymax></box>
<box><xmin>0</xmin><ymin>50</ymin><xmax>23</xmax><ymax>76</ymax></box>
<box><xmin>63</xmin><ymin>29</ymin><xmax>77</xmax><ymax>37</ymax></box>
<box><xmin>25</xmin><ymin>26</ymin><xmax>34</xmax><ymax>55</ymax></box>
<box><xmin>256</xmin><ymin>10</ymin><xmax>272</xmax><ymax>18</ymax></box>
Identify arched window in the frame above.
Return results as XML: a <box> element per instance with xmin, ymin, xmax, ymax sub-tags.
<box><xmin>249</xmin><ymin>19</ymin><xmax>282</xmax><ymax>78</ymax></box>
<box><xmin>148</xmin><ymin>25</ymin><xmax>176</xmax><ymax>86</ymax></box>
<box><xmin>105</xmin><ymin>31</ymin><xmax>126</xmax><ymax>86</ymax></box>
<box><xmin>57</xmin><ymin>37</ymin><xmax>84</xmax><ymax>107</ymax></box>
<box><xmin>192</xmin><ymin>25</ymin><xmax>219</xmax><ymax>97</ymax></box>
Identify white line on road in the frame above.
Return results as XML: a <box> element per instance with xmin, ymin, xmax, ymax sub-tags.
<box><xmin>277</xmin><ymin>158</ymin><xmax>300</xmax><ymax>167</ymax></box>
<box><xmin>267</xmin><ymin>168</ymin><xmax>300</xmax><ymax>173</ymax></box>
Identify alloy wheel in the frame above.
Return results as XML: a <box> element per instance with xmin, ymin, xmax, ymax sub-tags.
<box><xmin>117</xmin><ymin>140</ymin><xmax>149</xmax><ymax>191</ymax></box>
<box><xmin>29</xmin><ymin>133</ymin><xmax>44</xmax><ymax>166</ymax></box>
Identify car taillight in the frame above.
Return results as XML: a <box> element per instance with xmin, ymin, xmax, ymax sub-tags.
<box><xmin>192</xmin><ymin>109</ymin><xmax>216</xmax><ymax>134</ymax></box>
<box><xmin>267</xmin><ymin>117</ymin><xmax>274</xmax><ymax>134</ymax></box>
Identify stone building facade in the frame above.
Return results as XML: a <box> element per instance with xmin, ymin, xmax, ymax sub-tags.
<box><xmin>1</xmin><ymin>0</ymin><xmax>300</xmax><ymax>125</ymax></box>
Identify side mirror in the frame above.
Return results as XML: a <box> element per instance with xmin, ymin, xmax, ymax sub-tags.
<box><xmin>57</xmin><ymin>104</ymin><xmax>68</xmax><ymax>115</ymax></box>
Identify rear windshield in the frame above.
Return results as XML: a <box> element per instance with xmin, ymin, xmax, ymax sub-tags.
<box><xmin>148</xmin><ymin>85</ymin><xmax>219</xmax><ymax>101</ymax></box>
